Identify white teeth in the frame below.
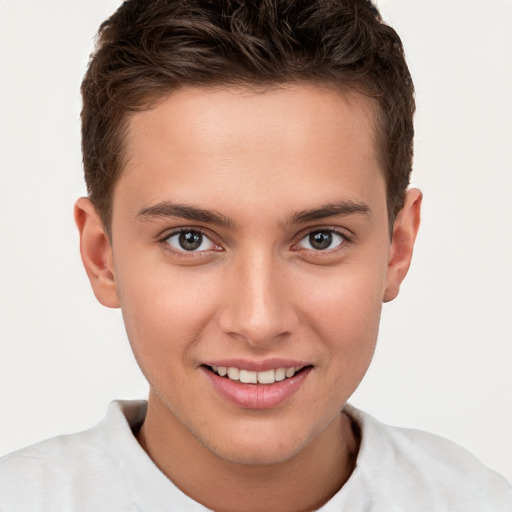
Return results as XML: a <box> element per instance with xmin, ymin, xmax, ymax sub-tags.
<box><xmin>211</xmin><ymin>365</ymin><xmax>303</xmax><ymax>383</ymax></box>
<box><xmin>285</xmin><ymin>367</ymin><xmax>296</xmax><ymax>378</ymax></box>
<box><xmin>239</xmin><ymin>370</ymin><xmax>257</xmax><ymax>384</ymax></box>
<box><xmin>227</xmin><ymin>367</ymin><xmax>240</xmax><ymax>380</ymax></box>
<box><xmin>257</xmin><ymin>369</ymin><xmax>275</xmax><ymax>384</ymax></box>
<box><xmin>274</xmin><ymin>368</ymin><xmax>286</xmax><ymax>381</ymax></box>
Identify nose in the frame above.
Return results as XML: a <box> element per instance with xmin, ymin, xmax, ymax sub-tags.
<box><xmin>217</xmin><ymin>249</ymin><xmax>298</xmax><ymax>348</ymax></box>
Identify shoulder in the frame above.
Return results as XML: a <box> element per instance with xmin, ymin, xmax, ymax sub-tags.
<box><xmin>340</xmin><ymin>405</ymin><xmax>512</xmax><ymax>511</ymax></box>
<box><xmin>0</xmin><ymin>401</ymin><xmax>147</xmax><ymax>512</ymax></box>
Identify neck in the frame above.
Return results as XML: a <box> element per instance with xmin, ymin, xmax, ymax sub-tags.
<box><xmin>137</xmin><ymin>392</ymin><xmax>359</xmax><ymax>512</ymax></box>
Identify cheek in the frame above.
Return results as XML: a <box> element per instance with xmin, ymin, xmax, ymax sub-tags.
<box><xmin>297</xmin><ymin>265</ymin><xmax>384</xmax><ymax>360</ymax></box>
<box><xmin>115</xmin><ymin>262</ymin><xmax>222</xmax><ymax>367</ymax></box>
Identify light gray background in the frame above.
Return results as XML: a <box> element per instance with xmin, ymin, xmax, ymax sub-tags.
<box><xmin>1</xmin><ymin>0</ymin><xmax>511</xmax><ymax>481</ymax></box>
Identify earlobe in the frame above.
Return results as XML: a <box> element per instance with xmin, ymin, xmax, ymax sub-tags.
<box><xmin>74</xmin><ymin>197</ymin><xmax>120</xmax><ymax>308</ymax></box>
<box><xmin>383</xmin><ymin>188</ymin><xmax>422</xmax><ymax>303</ymax></box>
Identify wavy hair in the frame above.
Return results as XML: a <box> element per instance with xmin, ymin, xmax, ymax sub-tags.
<box><xmin>81</xmin><ymin>0</ymin><xmax>415</xmax><ymax>230</ymax></box>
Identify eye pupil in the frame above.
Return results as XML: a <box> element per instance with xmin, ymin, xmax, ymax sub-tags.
<box><xmin>309</xmin><ymin>231</ymin><xmax>332</xmax><ymax>250</ymax></box>
<box><xmin>179</xmin><ymin>231</ymin><xmax>202</xmax><ymax>250</ymax></box>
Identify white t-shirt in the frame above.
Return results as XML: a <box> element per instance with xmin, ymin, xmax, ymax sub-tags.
<box><xmin>1</xmin><ymin>400</ymin><xmax>511</xmax><ymax>511</ymax></box>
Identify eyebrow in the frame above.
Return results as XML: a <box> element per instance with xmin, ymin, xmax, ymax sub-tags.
<box><xmin>287</xmin><ymin>200</ymin><xmax>371</xmax><ymax>225</ymax></box>
<box><xmin>136</xmin><ymin>202</ymin><xmax>237</xmax><ymax>228</ymax></box>
<box><xmin>136</xmin><ymin>199</ymin><xmax>370</xmax><ymax>228</ymax></box>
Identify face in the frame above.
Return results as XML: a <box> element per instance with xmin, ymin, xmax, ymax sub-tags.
<box><xmin>77</xmin><ymin>84</ymin><xmax>420</xmax><ymax>466</ymax></box>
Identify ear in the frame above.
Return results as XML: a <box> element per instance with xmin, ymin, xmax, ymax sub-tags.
<box><xmin>383</xmin><ymin>188</ymin><xmax>422</xmax><ymax>303</ymax></box>
<box><xmin>74</xmin><ymin>197</ymin><xmax>120</xmax><ymax>308</ymax></box>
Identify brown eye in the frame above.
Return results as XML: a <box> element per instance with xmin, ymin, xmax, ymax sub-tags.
<box><xmin>165</xmin><ymin>230</ymin><xmax>215</xmax><ymax>252</ymax></box>
<box><xmin>298</xmin><ymin>230</ymin><xmax>344</xmax><ymax>251</ymax></box>
<box><xmin>179</xmin><ymin>231</ymin><xmax>202</xmax><ymax>250</ymax></box>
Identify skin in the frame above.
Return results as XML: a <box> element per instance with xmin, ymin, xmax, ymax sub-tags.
<box><xmin>75</xmin><ymin>85</ymin><xmax>421</xmax><ymax>512</ymax></box>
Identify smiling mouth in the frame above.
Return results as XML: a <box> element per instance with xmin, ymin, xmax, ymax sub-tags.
<box><xmin>204</xmin><ymin>365</ymin><xmax>311</xmax><ymax>384</ymax></box>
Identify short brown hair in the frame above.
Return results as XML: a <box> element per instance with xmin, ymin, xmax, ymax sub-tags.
<box><xmin>81</xmin><ymin>0</ymin><xmax>415</xmax><ymax>231</ymax></box>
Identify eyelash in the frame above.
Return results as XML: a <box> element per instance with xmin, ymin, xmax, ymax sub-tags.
<box><xmin>294</xmin><ymin>229</ymin><xmax>350</xmax><ymax>252</ymax></box>
<box><xmin>160</xmin><ymin>228</ymin><xmax>221</xmax><ymax>259</ymax></box>
<box><xmin>159</xmin><ymin>227</ymin><xmax>352</xmax><ymax>258</ymax></box>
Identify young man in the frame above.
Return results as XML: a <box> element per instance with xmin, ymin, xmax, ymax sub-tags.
<box><xmin>1</xmin><ymin>1</ymin><xmax>511</xmax><ymax>510</ymax></box>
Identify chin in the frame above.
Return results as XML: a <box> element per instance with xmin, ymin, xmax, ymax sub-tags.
<box><xmin>199</xmin><ymin>425</ymin><xmax>313</xmax><ymax>467</ymax></box>
<box><xmin>212</xmin><ymin>444</ymin><xmax>303</xmax><ymax>466</ymax></box>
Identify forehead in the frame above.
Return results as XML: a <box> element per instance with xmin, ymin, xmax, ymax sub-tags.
<box><xmin>114</xmin><ymin>84</ymin><xmax>385</xmax><ymax>223</ymax></box>
<box><xmin>124</xmin><ymin>84</ymin><xmax>379</xmax><ymax>165</ymax></box>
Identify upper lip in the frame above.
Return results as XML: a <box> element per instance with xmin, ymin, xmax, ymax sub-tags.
<box><xmin>202</xmin><ymin>358</ymin><xmax>310</xmax><ymax>372</ymax></box>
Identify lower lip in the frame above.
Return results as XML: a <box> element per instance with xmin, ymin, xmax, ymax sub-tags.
<box><xmin>202</xmin><ymin>367</ymin><xmax>312</xmax><ymax>409</ymax></box>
